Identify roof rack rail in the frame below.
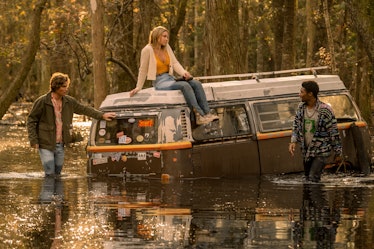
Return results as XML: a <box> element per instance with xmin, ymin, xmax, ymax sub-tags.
<box><xmin>195</xmin><ymin>66</ymin><xmax>329</xmax><ymax>81</ymax></box>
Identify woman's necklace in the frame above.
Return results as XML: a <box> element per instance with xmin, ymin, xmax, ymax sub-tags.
<box><xmin>155</xmin><ymin>48</ymin><xmax>166</xmax><ymax>64</ymax></box>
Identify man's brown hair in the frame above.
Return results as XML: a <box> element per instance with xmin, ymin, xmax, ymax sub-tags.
<box><xmin>50</xmin><ymin>72</ymin><xmax>70</xmax><ymax>92</ymax></box>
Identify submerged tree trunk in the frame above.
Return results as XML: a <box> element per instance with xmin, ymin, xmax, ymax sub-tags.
<box><xmin>0</xmin><ymin>0</ymin><xmax>48</xmax><ymax>120</ymax></box>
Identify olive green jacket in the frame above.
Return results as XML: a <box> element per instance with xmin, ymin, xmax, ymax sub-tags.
<box><xmin>27</xmin><ymin>92</ymin><xmax>104</xmax><ymax>151</ymax></box>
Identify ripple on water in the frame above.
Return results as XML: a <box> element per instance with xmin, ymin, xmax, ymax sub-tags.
<box><xmin>0</xmin><ymin>172</ymin><xmax>87</xmax><ymax>179</ymax></box>
<box><xmin>269</xmin><ymin>172</ymin><xmax>374</xmax><ymax>188</ymax></box>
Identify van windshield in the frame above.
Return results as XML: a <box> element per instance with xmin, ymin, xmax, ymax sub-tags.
<box><xmin>94</xmin><ymin>116</ymin><xmax>158</xmax><ymax>145</ymax></box>
<box><xmin>254</xmin><ymin>94</ymin><xmax>359</xmax><ymax>132</ymax></box>
<box><xmin>319</xmin><ymin>95</ymin><xmax>358</xmax><ymax>122</ymax></box>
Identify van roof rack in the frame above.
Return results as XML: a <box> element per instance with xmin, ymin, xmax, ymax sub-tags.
<box><xmin>100</xmin><ymin>73</ymin><xmax>345</xmax><ymax>109</ymax></box>
<box><xmin>196</xmin><ymin>66</ymin><xmax>329</xmax><ymax>82</ymax></box>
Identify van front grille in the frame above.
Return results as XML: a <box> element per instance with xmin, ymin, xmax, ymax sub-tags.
<box><xmin>181</xmin><ymin>110</ymin><xmax>189</xmax><ymax>140</ymax></box>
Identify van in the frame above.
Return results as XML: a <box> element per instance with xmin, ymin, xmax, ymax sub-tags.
<box><xmin>86</xmin><ymin>67</ymin><xmax>372</xmax><ymax>178</ymax></box>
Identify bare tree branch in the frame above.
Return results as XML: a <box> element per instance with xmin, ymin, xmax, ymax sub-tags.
<box><xmin>106</xmin><ymin>57</ymin><xmax>137</xmax><ymax>84</ymax></box>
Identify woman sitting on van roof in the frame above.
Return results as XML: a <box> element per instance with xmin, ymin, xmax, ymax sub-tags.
<box><xmin>129</xmin><ymin>26</ymin><xmax>218</xmax><ymax>125</ymax></box>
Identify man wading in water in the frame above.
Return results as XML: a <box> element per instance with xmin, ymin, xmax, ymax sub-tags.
<box><xmin>27</xmin><ymin>72</ymin><xmax>116</xmax><ymax>177</ymax></box>
<box><xmin>288</xmin><ymin>80</ymin><xmax>343</xmax><ymax>182</ymax></box>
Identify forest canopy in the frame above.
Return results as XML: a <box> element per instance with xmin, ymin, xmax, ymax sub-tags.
<box><xmin>0</xmin><ymin>0</ymin><xmax>373</xmax><ymax>123</ymax></box>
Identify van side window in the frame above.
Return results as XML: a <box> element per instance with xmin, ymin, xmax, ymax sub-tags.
<box><xmin>254</xmin><ymin>95</ymin><xmax>359</xmax><ymax>133</ymax></box>
<box><xmin>254</xmin><ymin>100</ymin><xmax>299</xmax><ymax>132</ymax></box>
<box><xmin>193</xmin><ymin>104</ymin><xmax>250</xmax><ymax>141</ymax></box>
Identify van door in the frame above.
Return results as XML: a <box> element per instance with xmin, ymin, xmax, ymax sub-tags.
<box><xmin>252</xmin><ymin>99</ymin><xmax>304</xmax><ymax>174</ymax></box>
<box><xmin>191</xmin><ymin>103</ymin><xmax>261</xmax><ymax>177</ymax></box>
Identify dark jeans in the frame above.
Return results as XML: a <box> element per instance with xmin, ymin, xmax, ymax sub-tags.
<box><xmin>303</xmin><ymin>156</ymin><xmax>327</xmax><ymax>182</ymax></box>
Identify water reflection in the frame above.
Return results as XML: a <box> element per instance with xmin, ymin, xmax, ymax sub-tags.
<box><xmin>90</xmin><ymin>178</ymin><xmax>192</xmax><ymax>248</ymax></box>
<box><xmin>293</xmin><ymin>184</ymin><xmax>339</xmax><ymax>248</ymax></box>
<box><xmin>86</xmin><ymin>177</ymin><xmax>374</xmax><ymax>249</ymax></box>
<box><xmin>39</xmin><ymin>177</ymin><xmax>64</xmax><ymax>203</ymax></box>
<box><xmin>0</xmin><ymin>123</ymin><xmax>373</xmax><ymax>248</ymax></box>
<box><xmin>0</xmin><ymin>174</ymin><xmax>374</xmax><ymax>248</ymax></box>
<box><xmin>39</xmin><ymin>177</ymin><xmax>64</xmax><ymax>248</ymax></box>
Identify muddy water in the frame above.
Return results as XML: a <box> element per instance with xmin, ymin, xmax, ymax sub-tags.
<box><xmin>1</xmin><ymin>123</ymin><xmax>374</xmax><ymax>249</ymax></box>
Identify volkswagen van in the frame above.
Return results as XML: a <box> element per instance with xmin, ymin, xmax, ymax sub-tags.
<box><xmin>86</xmin><ymin>67</ymin><xmax>372</xmax><ymax>178</ymax></box>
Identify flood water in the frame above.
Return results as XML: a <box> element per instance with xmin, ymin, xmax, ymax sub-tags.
<box><xmin>1</xmin><ymin>116</ymin><xmax>374</xmax><ymax>248</ymax></box>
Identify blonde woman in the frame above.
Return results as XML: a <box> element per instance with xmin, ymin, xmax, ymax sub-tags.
<box><xmin>129</xmin><ymin>26</ymin><xmax>217</xmax><ymax>125</ymax></box>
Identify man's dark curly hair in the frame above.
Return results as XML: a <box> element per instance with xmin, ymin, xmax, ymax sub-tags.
<box><xmin>50</xmin><ymin>72</ymin><xmax>70</xmax><ymax>92</ymax></box>
<box><xmin>302</xmin><ymin>80</ymin><xmax>319</xmax><ymax>98</ymax></box>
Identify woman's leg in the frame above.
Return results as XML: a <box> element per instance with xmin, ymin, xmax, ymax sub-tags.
<box><xmin>156</xmin><ymin>79</ymin><xmax>205</xmax><ymax>115</ymax></box>
<box><xmin>171</xmin><ymin>81</ymin><xmax>206</xmax><ymax>115</ymax></box>
<box><xmin>187</xmin><ymin>79</ymin><xmax>210</xmax><ymax>114</ymax></box>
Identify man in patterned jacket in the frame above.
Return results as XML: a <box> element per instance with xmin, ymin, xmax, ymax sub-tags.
<box><xmin>288</xmin><ymin>80</ymin><xmax>342</xmax><ymax>182</ymax></box>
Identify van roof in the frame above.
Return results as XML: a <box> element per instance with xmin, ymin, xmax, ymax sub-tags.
<box><xmin>100</xmin><ymin>74</ymin><xmax>347</xmax><ymax>109</ymax></box>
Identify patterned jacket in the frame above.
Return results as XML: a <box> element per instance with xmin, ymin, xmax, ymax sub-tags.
<box><xmin>291</xmin><ymin>99</ymin><xmax>342</xmax><ymax>161</ymax></box>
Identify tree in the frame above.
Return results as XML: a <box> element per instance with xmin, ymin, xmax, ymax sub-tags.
<box><xmin>204</xmin><ymin>0</ymin><xmax>245</xmax><ymax>76</ymax></box>
<box><xmin>0</xmin><ymin>0</ymin><xmax>48</xmax><ymax>119</ymax></box>
<box><xmin>305</xmin><ymin>0</ymin><xmax>317</xmax><ymax>67</ymax></box>
<box><xmin>105</xmin><ymin>0</ymin><xmax>136</xmax><ymax>93</ymax></box>
<box><xmin>255</xmin><ymin>1</ymin><xmax>269</xmax><ymax>72</ymax></box>
<box><xmin>91</xmin><ymin>0</ymin><xmax>107</xmax><ymax>108</ymax></box>
<box><xmin>346</xmin><ymin>0</ymin><xmax>374</xmax><ymax>68</ymax></box>
<box><xmin>168</xmin><ymin>0</ymin><xmax>189</xmax><ymax>50</ymax></box>
<box><xmin>272</xmin><ymin>0</ymin><xmax>285</xmax><ymax>71</ymax></box>
<box><xmin>281</xmin><ymin>0</ymin><xmax>296</xmax><ymax>70</ymax></box>
<box><xmin>0</xmin><ymin>0</ymin><xmax>373</xmax><ymax>124</ymax></box>
<box><xmin>322</xmin><ymin>0</ymin><xmax>336</xmax><ymax>73</ymax></box>
<box><xmin>345</xmin><ymin>0</ymin><xmax>373</xmax><ymax>124</ymax></box>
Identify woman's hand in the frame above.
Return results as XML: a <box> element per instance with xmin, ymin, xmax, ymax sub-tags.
<box><xmin>129</xmin><ymin>88</ymin><xmax>139</xmax><ymax>97</ymax></box>
<box><xmin>183</xmin><ymin>72</ymin><xmax>193</xmax><ymax>81</ymax></box>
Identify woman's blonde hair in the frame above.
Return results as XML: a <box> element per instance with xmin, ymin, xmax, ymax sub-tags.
<box><xmin>149</xmin><ymin>26</ymin><xmax>169</xmax><ymax>48</ymax></box>
<box><xmin>50</xmin><ymin>72</ymin><xmax>70</xmax><ymax>92</ymax></box>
